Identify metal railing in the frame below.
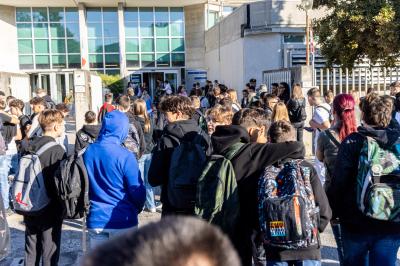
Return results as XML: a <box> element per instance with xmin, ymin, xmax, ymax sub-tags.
<box><xmin>263</xmin><ymin>69</ymin><xmax>292</xmax><ymax>90</ymax></box>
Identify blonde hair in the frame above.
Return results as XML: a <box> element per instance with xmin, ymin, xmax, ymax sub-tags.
<box><xmin>133</xmin><ymin>99</ymin><xmax>151</xmax><ymax>133</ymax></box>
<box><xmin>190</xmin><ymin>96</ymin><xmax>200</xmax><ymax>109</ymax></box>
<box><xmin>272</xmin><ymin>102</ymin><xmax>290</xmax><ymax>122</ymax></box>
<box><xmin>39</xmin><ymin>109</ymin><xmax>64</xmax><ymax>132</ymax></box>
<box><xmin>205</xmin><ymin>105</ymin><xmax>233</xmax><ymax>125</ymax></box>
<box><xmin>227</xmin><ymin>89</ymin><xmax>238</xmax><ymax>103</ymax></box>
<box><xmin>291</xmin><ymin>84</ymin><xmax>304</xmax><ymax>99</ymax></box>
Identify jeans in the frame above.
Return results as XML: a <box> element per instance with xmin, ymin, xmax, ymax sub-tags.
<box><xmin>0</xmin><ymin>155</ymin><xmax>12</xmax><ymax>209</ymax></box>
<box><xmin>292</xmin><ymin>121</ymin><xmax>304</xmax><ymax>142</ymax></box>
<box><xmin>88</xmin><ymin>227</ymin><xmax>136</xmax><ymax>249</ymax></box>
<box><xmin>267</xmin><ymin>260</ymin><xmax>321</xmax><ymax>266</ymax></box>
<box><xmin>341</xmin><ymin>226</ymin><xmax>400</xmax><ymax>266</ymax></box>
<box><xmin>331</xmin><ymin>221</ymin><xmax>345</xmax><ymax>266</ymax></box>
<box><xmin>138</xmin><ymin>153</ymin><xmax>155</xmax><ymax>210</ymax></box>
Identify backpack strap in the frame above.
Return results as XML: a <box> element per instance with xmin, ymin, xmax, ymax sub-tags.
<box><xmin>325</xmin><ymin>130</ymin><xmax>341</xmax><ymax>148</ymax></box>
<box><xmin>223</xmin><ymin>142</ymin><xmax>245</xmax><ymax>160</ymax></box>
<box><xmin>35</xmin><ymin>141</ymin><xmax>59</xmax><ymax>156</ymax></box>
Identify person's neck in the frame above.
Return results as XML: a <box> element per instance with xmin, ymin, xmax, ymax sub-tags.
<box><xmin>43</xmin><ymin>131</ymin><xmax>58</xmax><ymax>139</ymax></box>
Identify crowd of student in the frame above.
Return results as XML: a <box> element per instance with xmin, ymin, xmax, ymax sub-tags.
<box><xmin>0</xmin><ymin>79</ymin><xmax>400</xmax><ymax>266</ymax></box>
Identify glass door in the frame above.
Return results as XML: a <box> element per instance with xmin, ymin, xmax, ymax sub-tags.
<box><xmin>164</xmin><ymin>72</ymin><xmax>178</xmax><ymax>94</ymax></box>
<box><xmin>56</xmin><ymin>74</ymin><xmax>66</xmax><ymax>103</ymax></box>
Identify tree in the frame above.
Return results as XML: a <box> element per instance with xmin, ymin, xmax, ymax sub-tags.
<box><xmin>99</xmin><ymin>74</ymin><xmax>124</xmax><ymax>95</ymax></box>
<box><xmin>313</xmin><ymin>0</ymin><xmax>400</xmax><ymax>68</ymax></box>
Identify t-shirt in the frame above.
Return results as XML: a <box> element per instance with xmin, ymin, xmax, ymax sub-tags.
<box><xmin>313</xmin><ymin>103</ymin><xmax>331</xmax><ymax>125</ymax></box>
<box><xmin>317</xmin><ymin>129</ymin><xmax>340</xmax><ymax>191</ymax></box>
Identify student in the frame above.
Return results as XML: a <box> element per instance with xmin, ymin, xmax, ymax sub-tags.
<box><xmin>83</xmin><ymin>216</ymin><xmax>241</xmax><ymax>266</ymax></box>
<box><xmin>83</xmin><ymin>111</ymin><xmax>146</xmax><ymax>248</ymax></box>
<box><xmin>350</xmin><ymin>89</ymin><xmax>362</xmax><ymax>126</ymax></box>
<box><xmin>190</xmin><ymin>96</ymin><xmax>205</xmax><ymax>128</ymax></box>
<box><xmin>23</xmin><ymin>109</ymin><xmax>66</xmax><ymax>266</ymax></box>
<box><xmin>264</xmin><ymin>121</ymin><xmax>332</xmax><ymax>266</ymax></box>
<box><xmin>9</xmin><ymin>99</ymin><xmax>31</xmax><ymax>156</ymax></box>
<box><xmin>98</xmin><ymin>93</ymin><xmax>115</xmax><ymax>123</ymax></box>
<box><xmin>389</xmin><ymin>80</ymin><xmax>400</xmax><ymax>96</ymax></box>
<box><xmin>272</xmin><ymin>102</ymin><xmax>290</xmax><ymax>123</ymax></box>
<box><xmin>277</xmin><ymin>82</ymin><xmax>290</xmax><ymax>104</ymax></box>
<box><xmin>232</xmin><ymin>108</ymin><xmax>270</xmax><ymax>144</ymax></box>
<box><xmin>263</xmin><ymin>94</ymin><xmax>279</xmax><ymax>117</ymax></box>
<box><xmin>328</xmin><ymin>94</ymin><xmax>400</xmax><ymax>266</ymax></box>
<box><xmin>271</xmin><ymin>83</ymin><xmax>279</xmax><ymax>96</ymax></box>
<box><xmin>35</xmin><ymin>88</ymin><xmax>56</xmax><ymax>109</ymax></box>
<box><xmin>55</xmin><ymin>103</ymin><xmax>70</xmax><ymax>153</ymax></box>
<box><xmin>241</xmin><ymin>89</ymin><xmax>250</xmax><ymax>108</ymax></box>
<box><xmin>211</xmin><ymin>115</ymin><xmax>305</xmax><ymax>266</ymax></box>
<box><xmin>126</xmin><ymin>87</ymin><xmax>137</xmax><ymax>104</ymax></box>
<box><xmin>287</xmin><ymin>83</ymin><xmax>307</xmax><ymax>142</ymax></box>
<box><xmin>205</xmin><ymin>105</ymin><xmax>233</xmax><ymax>135</ymax></box>
<box><xmin>177</xmin><ymin>85</ymin><xmax>187</xmax><ymax>97</ymax></box>
<box><xmin>227</xmin><ymin>89</ymin><xmax>241</xmax><ymax>113</ymax></box>
<box><xmin>148</xmin><ymin>96</ymin><xmax>212</xmax><ymax>216</ymax></box>
<box><xmin>324</xmin><ymin>90</ymin><xmax>335</xmax><ymax>108</ymax></box>
<box><xmin>133</xmin><ymin>99</ymin><xmax>157</xmax><ymax>213</ymax></box>
<box><xmin>75</xmin><ymin>111</ymin><xmax>101</xmax><ymax>153</ymax></box>
<box><xmin>26</xmin><ymin>97</ymin><xmax>47</xmax><ymax>140</ymax></box>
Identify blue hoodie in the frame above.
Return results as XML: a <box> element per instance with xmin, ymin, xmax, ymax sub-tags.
<box><xmin>84</xmin><ymin>110</ymin><xmax>145</xmax><ymax>229</ymax></box>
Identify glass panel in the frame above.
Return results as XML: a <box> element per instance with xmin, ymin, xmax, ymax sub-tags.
<box><xmin>65</xmin><ymin>8</ymin><xmax>79</xmax><ymax>22</ymax></box>
<box><xmin>16</xmin><ymin>8</ymin><xmax>32</xmax><ymax>22</ymax></box>
<box><xmin>52</xmin><ymin>54</ymin><xmax>66</xmax><ymax>68</ymax></box>
<box><xmin>88</xmin><ymin>38</ymin><xmax>103</xmax><ymax>53</ymax></box>
<box><xmin>34</xmin><ymin>23</ymin><xmax>48</xmax><ymax>38</ymax></box>
<box><xmin>68</xmin><ymin>54</ymin><xmax>81</xmax><ymax>68</ymax></box>
<box><xmin>139</xmin><ymin>7</ymin><xmax>153</xmax><ymax>21</ymax></box>
<box><xmin>125</xmin><ymin>22</ymin><xmax>138</xmax><ymax>37</ymax></box>
<box><xmin>104</xmin><ymin>38</ymin><xmax>119</xmax><ymax>53</ymax></box>
<box><xmin>171</xmin><ymin>38</ymin><xmax>184</xmax><ymax>52</ymax></box>
<box><xmin>87</xmin><ymin>23</ymin><xmax>102</xmax><ymax>38</ymax></box>
<box><xmin>35</xmin><ymin>55</ymin><xmax>50</xmax><ymax>69</ymax></box>
<box><xmin>155</xmin><ymin>22</ymin><xmax>169</xmax><ymax>36</ymax></box>
<box><xmin>86</xmin><ymin>8</ymin><xmax>102</xmax><ymax>22</ymax></box>
<box><xmin>18</xmin><ymin>40</ymin><xmax>33</xmax><ymax>54</ymax></box>
<box><xmin>156</xmin><ymin>53</ymin><xmax>170</xmax><ymax>67</ymax></box>
<box><xmin>67</xmin><ymin>39</ymin><xmax>80</xmax><ymax>53</ymax></box>
<box><xmin>51</xmin><ymin>39</ymin><xmax>66</xmax><ymax>53</ymax></box>
<box><xmin>171</xmin><ymin>53</ymin><xmax>185</xmax><ymax>66</ymax></box>
<box><xmin>126</xmin><ymin>38</ymin><xmax>139</xmax><ymax>53</ymax></box>
<box><xmin>283</xmin><ymin>35</ymin><xmax>305</xmax><ymax>43</ymax></box>
<box><xmin>170</xmin><ymin>7</ymin><xmax>184</xmax><ymax>22</ymax></box>
<box><xmin>105</xmin><ymin>69</ymin><xmax>120</xmax><ymax>75</ymax></box>
<box><xmin>66</xmin><ymin>23</ymin><xmax>80</xmax><ymax>38</ymax></box>
<box><xmin>19</xmin><ymin>55</ymin><xmax>34</xmax><ymax>69</ymax></box>
<box><xmin>126</xmin><ymin>54</ymin><xmax>139</xmax><ymax>67</ymax></box>
<box><xmin>140</xmin><ymin>22</ymin><xmax>154</xmax><ymax>37</ymax></box>
<box><xmin>103</xmin><ymin>23</ymin><xmax>119</xmax><ymax>38</ymax></box>
<box><xmin>171</xmin><ymin>22</ymin><xmax>184</xmax><ymax>36</ymax></box>
<box><xmin>141</xmin><ymin>53</ymin><xmax>155</xmax><ymax>67</ymax></box>
<box><xmin>124</xmin><ymin>8</ymin><xmax>138</xmax><ymax>22</ymax></box>
<box><xmin>35</xmin><ymin>39</ymin><xmax>49</xmax><ymax>53</ymax></box>
<box><xmin>49</xmin><ymin>8</ymin><xmax>64</xmax><ymax>22</ymax></box>
<box><xmin>89</xmin><ymin>54</ymin><xmax>103</xmax><ymax>68</ymax></box>
<box><xmin>32</xmin><ymin>8</ymin><xmax>48</xmax><ymax>22</ymax></box>
<box><xmin>155</xmin><ymin>7</ymin><xmax>168</xmax><ymax>21</ymax></box>
<box><xmin>103</xmin><ymin>8</ymin><xmax>118</xmax><ymax>22</ymax></box>
<box><xmin>141</xmin><ymin>39</ymin><xmax>154</xmax><ymax>52</ymax></box>
<box><xmin>105</xmin><ymin>54</ymin><xmax>120</xmax><ymax>68</ymax></box>
<box><xmin>156</xmin><ymin>38</ymin><xmax>169</xmax><ymax>52</ymax></box>
<box><xmin>17</xmin><ymin>23</ymin><xmax>32</xmax><ymax>38</ymax></box>
<box><xmin>50</xmin><ymin>23</ymin><xmax>65</xmax><ymax>38</ymax></box>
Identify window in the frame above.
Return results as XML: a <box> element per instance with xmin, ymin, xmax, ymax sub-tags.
<box><xmin>16</xmin><ymin>7</ymin><xmax>80</xmax><ymax>70</ymax></box>
<box><xmin>208</xmin><ymin>11</ymin><xmax>219</xmax><ymax>29</ymax></box>
<box><xmin>284</xmin><ymin>35</ymin><xmax>305</xmax><ymax>43</ymax></box>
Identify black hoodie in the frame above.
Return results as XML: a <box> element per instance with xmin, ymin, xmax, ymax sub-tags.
<box><xmin>148</xmin><ymin>119</ymin><xmax>212</xmax><ymax>215</ymax></box>
<box><xmin>75</xmin><ymin>124</ymin><xmax>101</xmax><ymax>153</ymax></box>
<box><xmin>329</xmin><ymin>124</ymin><xmax>400</xmax><ymax>234</ymax></box>
<box><xmin>211</xmin><ymin>125</ymin><xmax>306</xmax><ymax>266</ymax></box>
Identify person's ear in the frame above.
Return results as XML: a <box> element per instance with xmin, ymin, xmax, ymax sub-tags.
<box><xmin>259</xmin><ymin>126</ymin><xmax>266</xmax><ymax>137</ymax></box>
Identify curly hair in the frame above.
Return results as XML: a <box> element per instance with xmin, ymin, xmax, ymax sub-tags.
<box><xmin>159</xmin><ymin>95</ymin><xmax>195</xmax><ymax>118</ymax></box>
<box><xmin>360</xmin><ymin>93</ymin><xmax>391</xmax><ymax>128</ymax></box>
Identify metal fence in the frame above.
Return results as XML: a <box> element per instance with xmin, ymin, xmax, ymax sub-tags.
<box><xmin>263</xmin><ymin>69</ymin><xmax>292</xmax><ymax>90</ymax></box>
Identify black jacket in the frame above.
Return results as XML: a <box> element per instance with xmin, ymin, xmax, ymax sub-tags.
<box><xmin>75</xmin><ymin>124</ymin><xmax>101</xmax><ymax>153</ymax></box>
<box><xmin>287</xmin><ymin>98</ymin><xmax>306</xmax><ymax>123</ymax></box>
<box><xmin>211</xmin><ymin>125</ymin><xmax>306</xmax><ymax>266</ymax></box>
<box><xmin>265</xmin><ymin>159</ymin><xmax>332</xmax><ymax>261</ymax></box>
<box><xmin>135</xmin><ymin>116</ymin><xmax>154</xmax><ymax>155</ymax></box>
<box><xmin>328</xmin><ymin>124</ymin><xmax>400</xmax><ymax>234</ymax></box>
<box><xmin>148</xmin><ymin>119</ymin><xmax>212</xmax><ymax>215</ymax></box>
<box><xmin>23</xmin><ymin>136</ymin><xmax>66</xmax><ymax>227</ymax></box>
<box><xmin>126</xmin><ymin>112</ymin><xmax>146</xmax><ymax>158</ymax></box>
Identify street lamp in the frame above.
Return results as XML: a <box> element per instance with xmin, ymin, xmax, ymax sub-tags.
<box><xmin>301</xmin><ymin>0</ymin><xmax>313</xmax><ymax>66</ymax></box>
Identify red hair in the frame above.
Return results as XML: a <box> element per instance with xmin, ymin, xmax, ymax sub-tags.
<box><xmin>333</xmin><ymin>94</ymin><xmax>357</xmax><ymax>141</ymax></box>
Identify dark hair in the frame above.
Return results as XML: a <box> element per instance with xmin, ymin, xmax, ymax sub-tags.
<box><xmin>85</xmin><ymin>111</ymin><xmax>97</xmax><ymax>124</ymax></box>
<box><xmin>248</xmin><ymin>86</ymin><xmax>256</xmax><ymax>92</ymax></box>
<box><xmin>395</xmin><ymin>92</ymin><xmax>400</xmax><ymax>112</ymax></box>
<box><xmin>381</xmin><ymin>95</ymin><xmax>395</xmax><ymax>113</ymax></box>
<box><xmin>360</xmin><ymin>93</ymin><xmax>391</xmax><ymax>128</ymax></box>
<box><xmin>29</xmin><ymin>96</ymin><xmax>47</xmax><ymax>108</ymax></box>
<box><xmin>0</xmin><ymin>91</ymin><xmax>5</xmax><ymax>96</ymax></box>
<box><xmin>6</xmin><ymin>96</ymin><xmax>16</xmax><ymax>102</ymax></box>
<box><xmin>83</xmin><ymin>216</ymin><xmax>240</xmax><ymax>266</ymax></box>
<box><xmin>159</xmin><ymin>95</ymin><xmax>194</xmax><ymax>117</ymax></box>
<box><xmin>233</xmin><ymin>108</ymin><xmax>271</xmax><ymax>134</ymax></box>
<box><xmin>9</xmin><ymin>99</ymin><xmax>25</xmax><ymax>111</ymax></box>
<box><xmin>55</xmin><ymin>103</ymin><xmax>69</xmax><ymax>113</ymax></box>
<box><xmin>116</xmin><ymin>95</ymin><xmax>131</xmax><ymax>111</ymax></box>
<box><xmin>269</xmin><ymin>120</ymin><xmax>296</xmax><ymax>143</ymax></box>
<box><xmin>271</xmin><ymin>83</ymin><xmax>279</xmax><ymax>88</ymax></box>
<box><xmin>105</xmin><ymin>93</ymin><xmax>113</xmax><ymax>102</ymax></box>
<box><xmin>307</xmin><ymin>87</ymin><xmax>321</xmax><ymax>97</ymax></box>
<box><xmin>0</xmin><ymin>100</ymin><xmax>5</xmax><ymax>110</ymax></box>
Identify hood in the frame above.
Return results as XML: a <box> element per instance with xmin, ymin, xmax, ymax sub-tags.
<box><xmin>82</xmin><ymin>124</ymin><xmax>101</xmax><ymax>139</ymax></box>
<box><xmin>164</xmin><ymin>119</ymin><xmax>200</xmax><ymax>140</ymax></box>
<box><xmin>358</xmin><ymin>123</ymin><xmax>400</xmax><ymax>149</ymax></box>
<box><xmin>211</xmin><ymin>125</ymin><xmax>250</xmax><ymax>154</ymax></box>
<box><xmin>97</xmin><ymin>110</ymin><xmax>129</xmax><ymax>144</ymax></box>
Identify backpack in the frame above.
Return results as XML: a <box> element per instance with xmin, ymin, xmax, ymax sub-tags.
<box><xmin>55</xmin><ymin>147</ymin><xmax>89</xmax><ymax>219</ymax></box>
<box><xmin>124</xmin><ymin>118</ymin><xmax>142</xmax><ymax>159</ymax></box>
<box><xmin>0</xmin><ymin>193</ymin><xmax>10</xmax><ymax>261</ymax></box>
<box><xmin>195</xmin><ymin>109</ymin><xmax>207</xmax><ymax>132</ymax></box>
<box><xmin>258</xmin><ymin>160</ymin><xmax>320</xmax><ymax>249</ymax></box>
<box><xmin>12</xmin><ymin>142</ymin><xmax>59</xmax><ymax>216</ymax></box>
<box><xmin>195</xmin><ymin>143</ymin><xmax>243</xmax><ymax>236</ymax></box>
<box><xmin>168</xmin><ymin>131</ymin><xmax>207</xmax><ymax>211</ymax></box>
<box><xmin>356</xmin><ymin>136</ymin><xmax>400</xmax><ymax>222</ymax></box>
<box><xmin>289</xmin><ymin>99</ymin><xmax>307</xmax><ymax>123</ymax></box>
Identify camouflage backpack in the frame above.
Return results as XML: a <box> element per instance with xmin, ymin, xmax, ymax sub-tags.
<box><xmin>258</xmin><ymin>160</ymin><xmax>320</xmax><ymax>249</ymax></box>
<box><xmin>356</xmin><ymin>137</ymin><xmax>400</xmax><ymax>222</ymax></box>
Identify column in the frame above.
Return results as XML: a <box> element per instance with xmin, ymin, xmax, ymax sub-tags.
<box><xmin>118</xmin><ymin>2</ymin><xmax>127</xmax><ymax>78</ymax></box>
<box><xmin>78</xmin><ymin>3</ymin><xmax>89</xmax><ymax>71</ymax></box>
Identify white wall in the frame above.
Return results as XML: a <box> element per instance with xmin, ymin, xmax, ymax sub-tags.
<box><xmin>243</xmin><ymin>33</ymin><xmax>282</xmax><ymax>86</ymax></box>
<box><xmin>0</xmin><ymin>6</ymin><xmax>18</xmax><ymax>72</ymax></box>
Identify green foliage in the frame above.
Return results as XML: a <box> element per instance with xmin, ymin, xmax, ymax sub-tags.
<box><xmin>313</xmin><ymin>0</ymin><xmax>400</xmax><ymax>68</ymax></box>
<box><xmin>99</xmin><ymin>74</ymin><xmax>124</xmax><ymax>95</ymax></box>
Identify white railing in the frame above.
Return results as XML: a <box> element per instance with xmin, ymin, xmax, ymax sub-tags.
<box><xmin>263</xmin><ymin>69</ymin><xmax>292</xmax><ymax>90</ymax></box>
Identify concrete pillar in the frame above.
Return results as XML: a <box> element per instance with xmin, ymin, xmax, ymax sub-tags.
<box><xmin>0</xmin><ymin>6</ymin><xmax>18</xmax><ymax>72</ymax></box>
<box><xmin>118</xmin><ymin>3</ymin><xmax>127</xmax><ymax>78</ymax></box>
<box><xmin>74</xmin><ymin>70</ymin><xmax>90</xmax><ymax>131</ymax></box>
<box><xmin>78</xmin><ymin>4</ymin><xmax>89</xmax><ymax>71</ymax></box>
<box><xmin>184</xmin><ymin>4</ymin><xmax>206</xmax><ymax>69</ymax></box>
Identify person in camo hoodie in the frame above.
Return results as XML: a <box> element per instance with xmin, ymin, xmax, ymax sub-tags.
<box><xmin>75</xmin><ymin>111</ymin><xmax>101</xmax><ymax>153</ymax></box>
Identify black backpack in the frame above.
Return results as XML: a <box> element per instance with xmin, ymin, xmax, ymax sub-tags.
<box><xmin>55</xmin><ymin>148</ymin><xmax>89</xmax><ymax>219</ymax></box>
<box><xmin>288</xmin><ymin>98</ymin><xmax>307</xmax><ymax>123</ymax></box>
<box><xmin>167</xmin><ymin>131</ymin><xmax>207</xmax><ymax>211</ymax></box>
